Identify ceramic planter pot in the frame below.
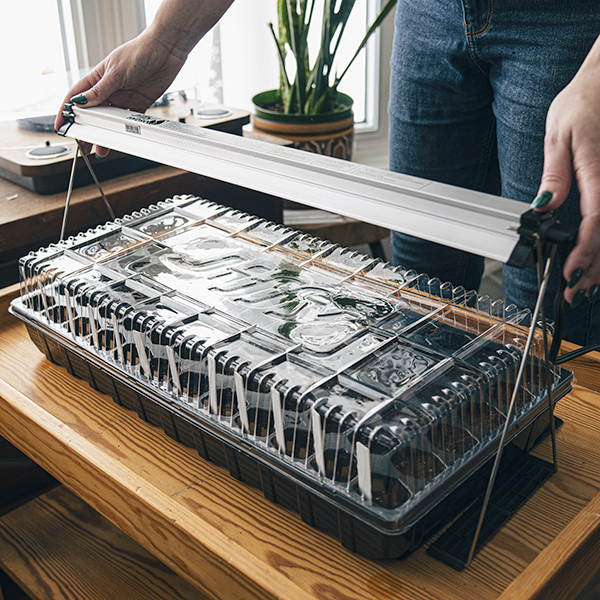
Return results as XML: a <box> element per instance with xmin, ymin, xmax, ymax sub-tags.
<box><xmin>251</xmin><ymin>90</ymin><xmax>354</xmax><ymax>160</ymax></box>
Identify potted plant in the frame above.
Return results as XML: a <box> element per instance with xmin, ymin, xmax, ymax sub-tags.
<box><xmin>251</xmin><ymin>0</ymin><xmax>397</xmax><ymax>159</ymax></box>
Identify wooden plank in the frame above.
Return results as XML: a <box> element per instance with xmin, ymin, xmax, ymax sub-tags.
<box><xmin>0</xmin><ymin>374</ymin><xmax>315</xmax><ymax>600</ymax></box>
<box><xmin>559</xmin><ymin>341</ymin><xmax>600</xmax><ymax>393</ymax></box>
<box><xmin>1</xmin><ymin>286</ymin><xmax>600</xmax><ymax>599</ymax></box>
<box><xmin>498</xmin><ymin>489</ymin><xmax>600</xmax><ymax>600</ymax></box>
<box><xmin>499</xmin><ymin>379</ymin><xmax>600</xmax><ymax>599</ymax></box>
<box><xmin>0</xmin><ymin>284</ymin><xmax>19</xmax><ymax>328</ymax></box>
<box><xmin>0</xmin><ymin>485</ymin><xmax>209</xmax><ymax>600</ymax></box>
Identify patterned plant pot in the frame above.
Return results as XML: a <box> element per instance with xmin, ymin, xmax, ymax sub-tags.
<box><xmin>251</xmin><ymin>90</ymin><xmax>354</xmax><ymax>160</ymax></box>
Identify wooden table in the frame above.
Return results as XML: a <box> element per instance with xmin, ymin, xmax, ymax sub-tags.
<box><xmin>1</xmin><ymin>284</ymin><xmax>600</xmax><ymax>599</ymax></box>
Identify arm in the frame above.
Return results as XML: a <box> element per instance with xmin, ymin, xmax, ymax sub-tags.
<box><xmin>55</xmin><ymin>0</ymin><xmax>235</xmax><ymax>155</ymax></box>
<box><xmin>536</xmin><ymin>34</ymin><xmax>600</xmax><ymax>306</ymax></box>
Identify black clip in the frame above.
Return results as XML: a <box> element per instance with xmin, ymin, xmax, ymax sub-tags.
<box><xmin>507</xmin><ymin>209</ymin><xmax>579</xmax><ymax>364</ymax></box>
<box><xmin>56</xmin><ymin>102</ymin><xmax>76</xmax><ymax>137</ymax></box>
<box><xmin>507</xmin><ymin>209</ymin><xmax>577</xmax><ymax>269</ymax></box>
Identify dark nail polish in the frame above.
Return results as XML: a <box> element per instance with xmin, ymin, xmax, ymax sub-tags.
<box><xmin>589</xmin><ymin>284</ymin><xmax>600</xmax><ymax>304</ymax></box>
<box><xmin>70</xmin><ymin>94</ymin><xmax>88</xmax><ymax>105</ymax></box>
<box><xmin>94</xmin><ymin>153</ymin><xmax>102</xmax><ymax>160</ymax></box>
<box><xmin>570</xmin><ymin>289</ymin><xmax>586</xmax><ymax>309</ymax></box>
<box><xmin>531</xmin><ymin>191</ymin><xmax>553</xmax><ymax>209</ymax></box>
<box><xmin>567</xmin><ymin>268</ymin><xmax>584</xmax><ymax>288</ymax></box>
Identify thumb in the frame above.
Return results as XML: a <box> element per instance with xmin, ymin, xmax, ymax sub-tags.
<box><xmin>533</xmin><ymin>128</ymin><xmax>573</xmax><ymax>212</ymax></box>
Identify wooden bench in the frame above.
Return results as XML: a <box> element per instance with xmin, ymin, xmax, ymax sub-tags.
<box><xmin>0</xmin><ymin>486</ymin><xmax>208</xmax><ymax>600</ymax></box>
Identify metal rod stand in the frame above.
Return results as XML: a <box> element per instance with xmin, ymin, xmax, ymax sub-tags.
<box><xmin>59</xmin><ymin>145</ymin><xmax>80</xmax><ymax>241</ymax></box>
<box><xmin>76</xmin><ymin>140</ymin><xmax>116</xmax><ymax>220</ymax></box>
<box><xmin>465</xmin><ymin>247</ymin><xmax>556</xmax><ymax>567</ymax></box>
<box><xmin>536</xmin><ymin>240</ymin><xmax>558</xmax><ymax>472</ymax></box>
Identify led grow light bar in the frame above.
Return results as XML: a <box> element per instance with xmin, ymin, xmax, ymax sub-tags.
<box><xmin>58</xmin><ymin>104</ymin><xmax>526</xmax><ymax>264</ymax></box>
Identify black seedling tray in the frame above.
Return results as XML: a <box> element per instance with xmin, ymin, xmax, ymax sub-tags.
<box><xmin>21</xmin><ymin>319</ymin><xmax>566</xmax><ymax>560</ymax></box>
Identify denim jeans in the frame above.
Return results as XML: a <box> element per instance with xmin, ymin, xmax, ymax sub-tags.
<box><xmin>388</xmin><ymin>0</ymin><xmax>600</xmax><ymax>345</ymax></box>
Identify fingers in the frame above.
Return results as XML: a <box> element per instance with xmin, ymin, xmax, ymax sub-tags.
<box><xmin>72</xmin><ymin>71</ymin><xmax>119</xmax><ymax>109</ymax></box>
<box><xmin>93</xmin><ymin>145</ymin><xmax>111</xmax><ymax>159</ymax></box>
<box><xmin>54</xmin><ymin>70</ymin><xmax>103</xmax><ymax>132</ymax></box>
<box><xmin>66</xmin><ymin>78</ymin><xmax>113</xmax><ymax>158</ymax></box>
<box><xmin>560</xmin><ymin>112</ymin><xmax>600</xmax><ymax>305</ymax></box>
<box><xmin>561</xmin><ymin>151</ymin><xmax>600</xmax><ymax>306</ymax></box>
<box><xmin>562</xmin><ymin>214</ymin><xmax>600</xmax><ymax>306</ymax></box>
<box><xmin>54</xmin><ymin>63</ymin><xmax>114</xmax><ymax>157</ymax></box>
<box><xmin>535</xmin><ymin>75</ymin><xmax>600</xmax><ymax>308</ymax></box>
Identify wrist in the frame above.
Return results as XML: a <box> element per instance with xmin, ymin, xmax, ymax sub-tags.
<box><xmin>146</xmin><ymin>0</ymin><xmax>234</xmax><ymax>60</ymax></box>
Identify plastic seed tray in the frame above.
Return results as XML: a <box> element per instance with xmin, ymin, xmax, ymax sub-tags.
<box><xmin>10</xmin><ymin>194</ymin><xmax>573</xmax><ymax>559</ymax></box>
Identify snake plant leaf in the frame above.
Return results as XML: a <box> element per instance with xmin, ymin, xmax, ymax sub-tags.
<box><xmin>335</xmin><ymin>0</ymin><xmax>398</xmax><ymax>86</ymax></box>
<box><xmin>268</xmin><ymin>0</ymin><xmax>397</xmax><ymax>115</ymax></box>
<box><xmin>269</xmin><ymin>21</ymin><xmax>291</xmax><ymax>110</ymax></box>
<box><xmin>277</xmin><ymin>0</ymin><xmax>314</xmax><ymax>113</ymax></box>
<box><xmin>309</xmin><ymin>0</ymin><xmax>356</xmax><ymax>113</ymax></box>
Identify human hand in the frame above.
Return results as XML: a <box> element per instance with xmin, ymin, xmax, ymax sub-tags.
<box><xmin>54</xmin><ymin>30</ymin><xmax>188</xmax><ymax>157</ymax></box>
<box><xmin>55</xmin><ymin>0</ymin><xmax>235</xmax><ymax>155</ymax></box>
<box><xmin>535</xmin><ymin>36</ymin><xmax>600</xmax><ymax>308</ymax></box>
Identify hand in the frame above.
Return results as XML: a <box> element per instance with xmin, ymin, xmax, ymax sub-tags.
<box><xmin>536</xmin><ymin>35</ymin><xmax>600</xmax><ymax>307</ymax></box>
<box><xmin>54</xmin><ymin>31</ymin><xmax>188</xmax><ymax>157</ymax></box>
<box><xmin>54</xmin><ymin>0</ymin><xmax>235</xmax><ymax>156</ymax></box>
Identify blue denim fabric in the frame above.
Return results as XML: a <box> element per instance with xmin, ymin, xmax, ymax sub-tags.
<box><xmin>388</xmin><ymin>0</ymin><xmax>600</xmax><ymax>345</ymax></box>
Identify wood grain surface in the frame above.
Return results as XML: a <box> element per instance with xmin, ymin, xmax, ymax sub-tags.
<box><xmin>559</xmin><ymin>341</ymin><xmax>600</xmax><ymax>393</ymax></box>
<box><xmin>0</xmin><ymin>485</ymin><xmax>209</xmax><ymax>600</ymax></box>
<box><xmin>0</xmin><ymin>284</ymin><xmax>19</xmax><ymax>328</ymax></box>
<box><xmin>1</xmin><ymin>287</ymin><xmax>600</xmax><ymax>599</ymax></box>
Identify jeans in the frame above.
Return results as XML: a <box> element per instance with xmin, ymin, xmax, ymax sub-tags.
<box><xmin>388</xmin><ymin>0</ymin><xmax>600</xmax><ymax>346</ymax></box>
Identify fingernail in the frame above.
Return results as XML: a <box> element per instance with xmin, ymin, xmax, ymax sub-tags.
<box><xmin>70</xmin><ymin>94</ymin><xmax>88</xmax><ymax>105</ymax></box>
<box><xmin>589</xmin><ymin>284</ymin><xmax>600</xmax><ymax>304</ymax></box>
<box><xmin>94</xmin><ymin>153</ymin><xmax>102</xmax><ymax>160</ymax></box>
<box><xmin>531</xmin><ymin>191</ymin><xmax>553</xmax><ymax>209</ymax></box>
<box><xmin>570</xmin><ymin>289</ymin><xmax>586</xmax><ymax>309</ymax></box>
<box><xmin>567</xmin><ymin>268</ymin><xmax>584</xmax><ymax>288</ymax></box>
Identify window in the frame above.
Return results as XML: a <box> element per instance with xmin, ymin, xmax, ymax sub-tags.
<box><xmin>0</xmin><ymin>0</ymin><xmax>145</xmax><ymax>122</ymax></box>
<box><xmin>0</xmin><ymin>1</ymin><xmax>70</xmax><ymax>120</ymax></box>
